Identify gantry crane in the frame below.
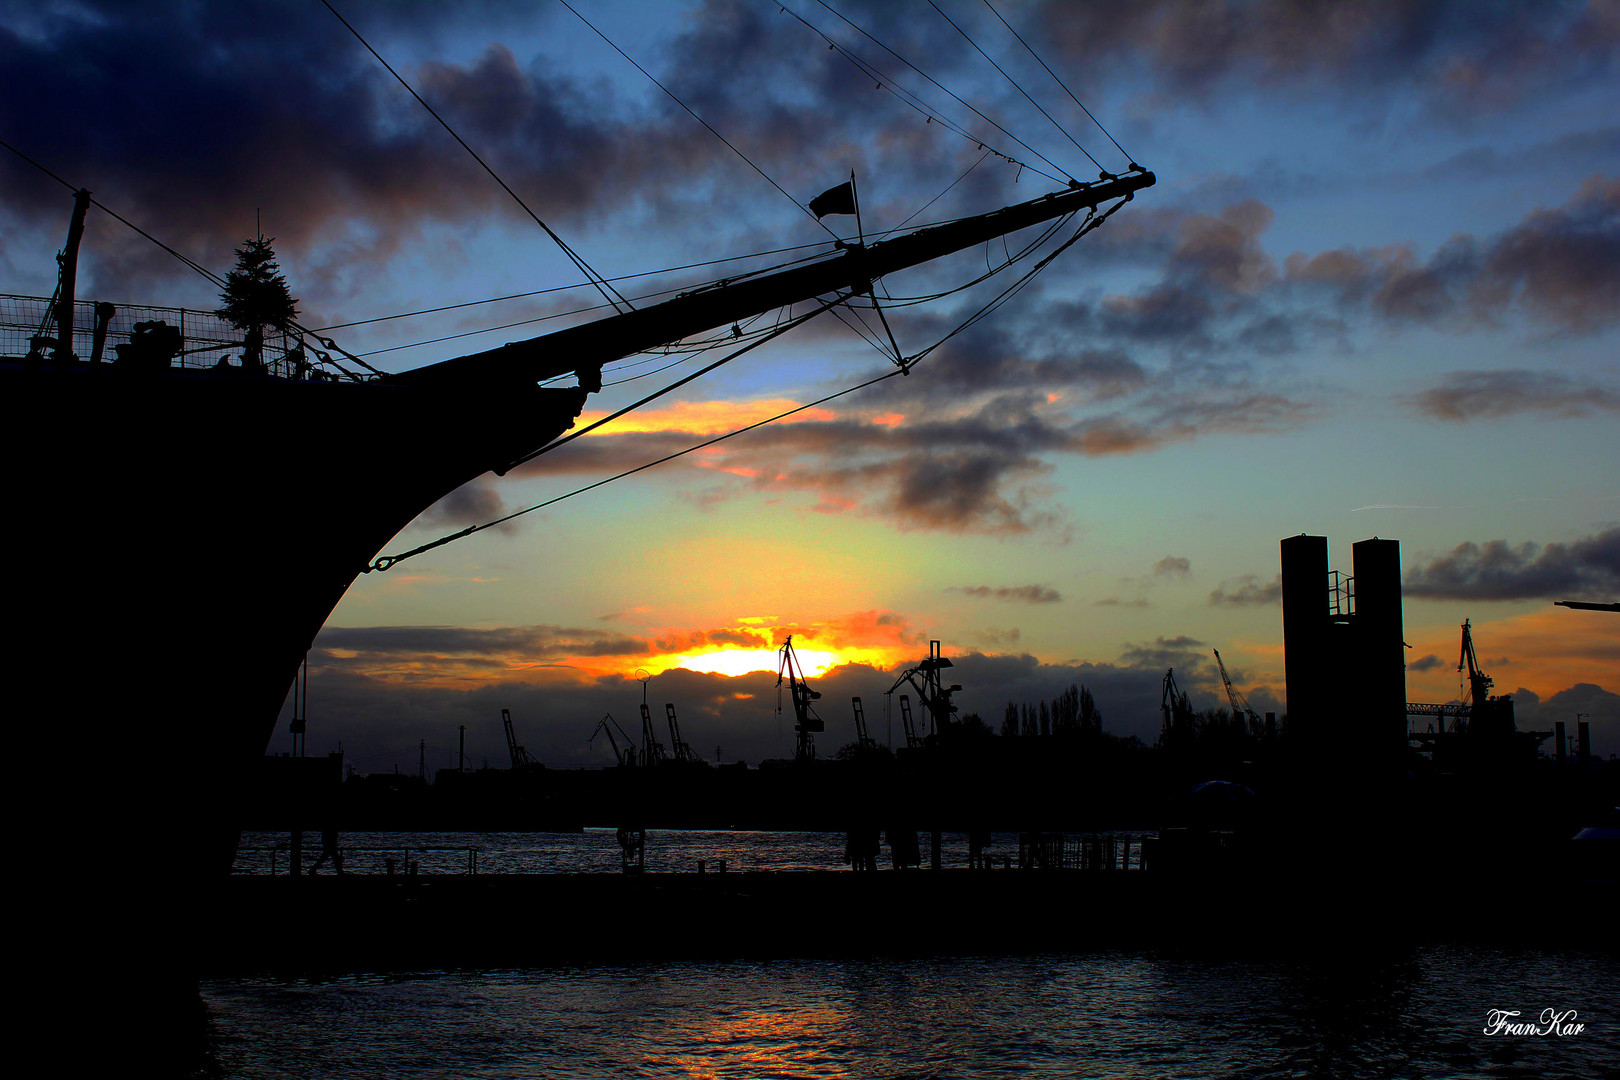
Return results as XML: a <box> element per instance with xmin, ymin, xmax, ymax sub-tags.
<box><xmin>588</xmin><ymin>713</ymin><xmax>637</xmax><ymax>767</ymax></box>
<box><xmin>777</xmin><ymin>635</ymin><xmax>826</xmax><ymax>762</ymax></box>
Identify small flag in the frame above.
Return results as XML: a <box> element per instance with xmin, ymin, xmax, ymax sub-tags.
<box><xmin>809</xmin><ymin>181</ymin><xmax>856</xmax><ymax>218</ymax></box>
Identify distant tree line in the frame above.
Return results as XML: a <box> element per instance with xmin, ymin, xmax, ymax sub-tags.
<box><xmin>998</xmin><ymin>683</ymin><xmax>1102</xmax><ymax>740</ymax></box>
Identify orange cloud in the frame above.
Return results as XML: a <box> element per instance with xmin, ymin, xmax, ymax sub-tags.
<box><xmin>576</xmin><ymin>398</ymin><xmax>836</xmax><ymax>437</ymax></box>
<box><xmin>1403</xmin><ymin>608</ymin><xmax>1619</xmax><ymax>702</ymax></box>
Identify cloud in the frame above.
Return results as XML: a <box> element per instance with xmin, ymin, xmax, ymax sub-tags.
<box><xmin>1404</xmin><ymin>528</ymin><xmax>1620</xmax><ymax>601</ymax></box>
<box><xmin>1152</xmin><ymin>555</ymin><xmax>1191</xmax><ymax>578</ymax></box>
<box><xmin>1208</xmin><ymin>574</ymin><xmax>1283</xmax><ymax>607</ymax></box>
<box><xmin>1407</xmin><ymin>369</ymin><xmax>1620</xmax><ymax>421</ymax></box>
<box><xmin>521</xmin><ymin>380</ymin><xmax>1310</xmax><ymax>538</ymax></box>
<box><xmin>419</xmin><ymin>479</ymin><xmax>509</xmax><ymax>530</ymax></box>
<box><xmin>952</xmin><ymin>585</ymin><xmax>1063</xmax><ymax>604</ymax></box>
<box><xmin>1117</xmin><ymin>634</ymin><xmax>1206</xmax><ymax>671</ymax></box>
<box><xmin>1036</xmin><ymin>0</ymin><xmax>1616</xmax><ymax>113</ymax></box>
<box><xmin>1282</xmin><ymin>176</ymin><xmax>1620</xmax><ymax>335</ymax></box>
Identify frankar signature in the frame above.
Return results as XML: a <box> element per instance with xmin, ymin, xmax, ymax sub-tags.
<box><xmin>1484</xmin><ymin>1009</ymin><xmax>1585</xmax><ymax>1036</ymax></box>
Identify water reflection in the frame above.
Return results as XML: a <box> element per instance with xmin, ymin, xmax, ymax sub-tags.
<box><xmin>198</xmin><ymin>946</ymin><xmax>1619</xmax><ymax>1079</ymax></box>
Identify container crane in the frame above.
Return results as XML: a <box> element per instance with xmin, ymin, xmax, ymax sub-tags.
<box><xmin>777</xmin><ymin>636</ymin><xmax>826</xmax><ymax>762</ymax></box>
<box><xmin>501</xmin><ymin>708</ymin><xmax>539</xmax><ymax>770</ymax></box>
<box><xmin>587</xmin><ymin>713</ymin><xmax>636</xmax><ymax>767</ymax></box>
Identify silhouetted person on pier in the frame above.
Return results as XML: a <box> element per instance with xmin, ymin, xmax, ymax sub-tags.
<box><xmin>308</xmin><ymin>826</ymin><xmax>343</xmax><ymax>875</ymax></box>
<box><xmin>968</xmin><ymin>829</ymin><xmax>992</xmax><ymax>869</ymax></box>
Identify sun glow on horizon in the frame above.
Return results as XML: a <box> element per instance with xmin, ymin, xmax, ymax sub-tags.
<box><xmin>673</xmin><ymin>646</ymin><xmax>844</xmax><ymax>678</ymax></box>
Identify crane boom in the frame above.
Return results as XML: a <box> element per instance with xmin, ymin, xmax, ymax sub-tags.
<box><xmin>638</xmin><ymin>702</ymin><xmax>668</xmax><ymax>766</ymax></box>
<box><xmin>501</xmin><ymin>708</ymin><xmax>537</xmax><ymax>770</ymax></box>
<box><xmin>396</xmin><ymin>172</ymin><xmax>1155</xmax><ymax>391</ymax></box>
<box><xmin>1213</xmin><ymin>648</ymin><xmax>1262</xmax><ymax>729</ymax></box>
<box><xmin>850</xmin><ymin>696</ymin><xmax>875</xmax><ymax>751</ymax></box>
<box><xmin>588</xmin><ymin>713</ymin><xmax>636</xmax><ymax>766</ymax></box>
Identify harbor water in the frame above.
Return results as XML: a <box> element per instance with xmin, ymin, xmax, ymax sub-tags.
<box><xmin>199</xmin><ymin>946</ymin><xmax>1616</xmax><ymax>1078</ymax></box>
<box><xmin>199</xmin><ymin>830</ymin><xmax>1619</xmax><ymax>1078</ymax></box>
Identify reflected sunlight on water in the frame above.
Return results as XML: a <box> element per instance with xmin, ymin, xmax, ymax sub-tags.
<box><xmin>199</xmin><ymin>947</ymin><xmax>1619</xmax><ymax>1079</ymax></box>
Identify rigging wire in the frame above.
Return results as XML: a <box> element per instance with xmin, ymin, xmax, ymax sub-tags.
<box><xmin>925</xmin><ymin>0</ymin><xmax>1104</xmax><ymax>174</ymax></box>
<box><xmin>363</xmin><ymin>191</ymin><xmax>1138</xmax><ymax>575</ymax></box>
<box><xmin>558</xmin><ymin>0</ymin><xmax>840</xmax><ymax>241</ymax></box>
<box><xmin>980</xmin><ymin>0</ymin><xmax>1138</xmax><ymax>169</ymax></box>
<box><xmin>805</xmin><ymin>0</ymin><xmax>1075</xmax><ymax>184</ymax></box>
<box><xmin>365</xmin><ymin>297</ymin><xmax>855</xmax><ymax>573</ymax></box>
<box><xmin>367</xmin><ymin>364</ymin><xmax>905</xmax><ymax>574</ymax></box>
<box><xmin>500</xmin><ymin>293</ymin><xmax>846</xmax><ymax>474</ymax></box>
<box><xmin>878</xmin><ymin>149</ymin><xmax>992</xmax><ymax>239</ymax></box>
<box><xmin>773</xmin><ymin>0</ymin><xmax>1056</xmax><ymax>185</ymax></box>
<box><xmin>309</xmin><ymin>239</ymin><xmax>840</xmax><ymax>332</ymax></box>
<box><xmin>317</xmin><ymin>0</ymin><xmax>633</xmax><ymax>314</ymax></box>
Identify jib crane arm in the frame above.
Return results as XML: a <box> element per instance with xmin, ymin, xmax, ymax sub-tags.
<box><xmin>1213</xmin><ymin>649</ymin><xmax>1260</xmax><ymax>725</ymax></box>
<box><xmin>396</xmin><ymin>171</ymin><xmax>1154</xmax><ymax>390</ymax></box>
<box><xmin>588</xmin><ymin>713</ymin><xmax>636</xmax><ymax>766</ymax></box>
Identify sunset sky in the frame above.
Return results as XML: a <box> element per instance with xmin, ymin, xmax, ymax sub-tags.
<box><xmin>4</xmin><ymin>0</ymin><xmax>1616</xmax><ymax>770</ymax></box>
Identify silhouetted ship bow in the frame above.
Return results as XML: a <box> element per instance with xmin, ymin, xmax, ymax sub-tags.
<box><xmin>7</xmin><ymin>171</ymin><xmax>1151</xmax><ymax>990</ymax></box>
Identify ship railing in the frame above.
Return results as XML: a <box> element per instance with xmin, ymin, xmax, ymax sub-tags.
<box><xmin>234</xmin><ymin>844</ymin><xmax>480</xmax><ymax>876</ymax></box>
<box><xmin>1</xmin><ymin>293</ymin><xmax>349</xmax><ymax>380</ymax></box>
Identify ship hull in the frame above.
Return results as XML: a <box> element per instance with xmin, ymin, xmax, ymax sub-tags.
<box><xmin>7</xmin><ymin>359</ymin><xmax>586</xmax><ymax>984</ymax></box>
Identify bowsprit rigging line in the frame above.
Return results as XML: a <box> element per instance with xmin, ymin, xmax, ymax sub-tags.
<box><xmin>925</xmin><ymin>0</ymin><xmax>1106</xmax><ymax>174</ymax></box>
<box><xmin>560</xmin><ymin>0</ymin><xmax>841</xmax><ymax>241</ymax></box>
<box><xmin>773</xmin><ymin>0</ymin><xmax>1049</xmax><ymax>183</ymax></box>
<box><xmin>980</xmin><ymin>0</ymin><xmax>1138</xmax><ymax>169</ymax></box>
<box><xmin>319</xmin><ymin>0</ymin><xmax>633</xmax><ymax>315</ymax></box>
<box><xmin>310</xmin><ymin>240</ymin><xmax>843</xmax><ymax>333</ymax></box>
<box><xmin>796</xmin><ymin>0</ymin><xmax>1073</xmax><ymax>185</ymax></box>
<box><xmin>364</xmin><ymin>297</ymin><xmax>855</xmax><ymax>573</ymax></box>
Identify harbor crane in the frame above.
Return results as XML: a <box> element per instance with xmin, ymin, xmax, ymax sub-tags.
<box><xmin>665</xmin><ymin>702</ymin><xmax>702</xmax><ymax>764</ymax></box>
<box><xmin>501</xmin><ymin>708</ymin><xmax>539</xmax><ymax>770</ymax></box>
<box><xmin>587</xmin><ymin>713</ymin><xmax>636</xmax><ymax>767</ymax></box>
<box><xmin>897</xmin><ymin>694</ymin><xmax>922</xmax><ymax>751</ymax></box>
<box><xmin>850</xmin><ymin>696</ymin><xmax>877</xmax><ymax>752</ymax></box>
<box><xmin>777</xmin><ymin>635</ymin><xmax>826</xmax><ymax>762</ymax></box>
<box><xmin>885</xmin><ymin>640</ymin><xmax>960</xmax><ymax>746</ymax></box>
<box><xmin>1213</xmin><ymin>649</ymin><xmax>1264</xmax><ymax>733</ymax></box>
<box><xmin>638</xmin><ymin>702</ymin><xmax>669</xmax><ymax>766</ymax></box>
<box><xmin>1158</xmin><ymin>669</ymin><xmax>1196</xmax><ymax>750</ymax></box>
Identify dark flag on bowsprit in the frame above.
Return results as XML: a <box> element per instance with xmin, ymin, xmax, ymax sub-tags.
<box><xmin>809</xmin><ymin>181</ymin><xmax>856</xmax><ymax>218</ymax></box>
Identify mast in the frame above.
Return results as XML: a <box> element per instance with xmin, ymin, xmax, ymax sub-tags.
<box><xmin>53</xmin><ymin>188</ymin><xmax>91</xmax><ymax>362</ymax></box>
<box><xmin>398</xmin><ymin>171</ymin><xmax>1154</xmax><ymax>390</ymax></box>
